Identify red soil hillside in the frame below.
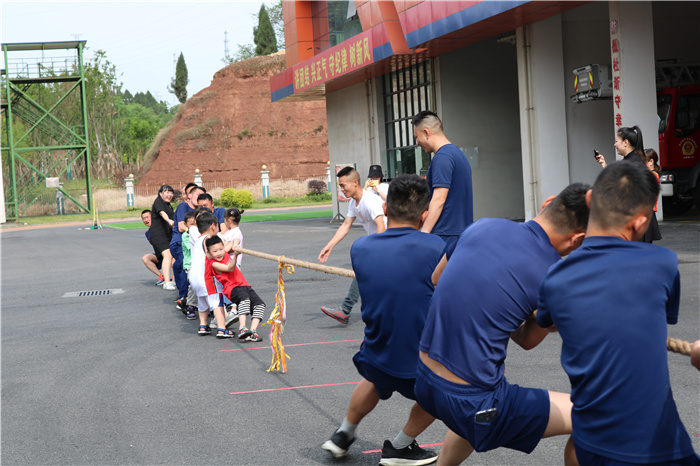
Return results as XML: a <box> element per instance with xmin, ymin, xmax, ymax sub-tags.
<box><xmin>138</xmin><ymin>52</ymin><xmax>328</xmax><ymax>186</ymax></box>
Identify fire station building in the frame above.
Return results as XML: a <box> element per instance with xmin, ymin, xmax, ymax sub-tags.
<box><xmin>270</xmin><ymin>1</ymin><xmax>700</xmax><ymax>220</ymax></box>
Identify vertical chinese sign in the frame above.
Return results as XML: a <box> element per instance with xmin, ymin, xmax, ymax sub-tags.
<box><xmin>610</xmin><ymin>5</ymin><xmax>623</xmax><ymax>128</ymax></box>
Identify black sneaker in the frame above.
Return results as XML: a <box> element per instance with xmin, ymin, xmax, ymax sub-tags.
<box><xmin>379</xmin><ymin>440</ymin><xmax>437</xmax><ymax>465</ymax></box>
<box><xmin>321</xmin><ymin>430</ymin><xmax>355</xmax><ymax>458</ymax></box>
<box><xmin>176</xmin><ymin>298</ymin><xmax>187</xmax><ymax>314</ymax></box>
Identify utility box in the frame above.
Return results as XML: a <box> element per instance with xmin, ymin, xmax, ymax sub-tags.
<box><xmin>571</xmin><ymin>64</ymin><xmax>612</xmax><ymax>103</ymax></box>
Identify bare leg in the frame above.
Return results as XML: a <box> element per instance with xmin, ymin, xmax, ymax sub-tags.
<box><xmin>565</xmin><ymin>436</ymin><xmax>578</xmax><ymax>466</ymax></box>
<box><xmin>542</xmin><ymin>391</ymin><xmax>577</xmax><ymax>466</ymax></box>
<box><xmin>346</xmin><ymin>378</ymin><xmax>380</xmax><ymax>425</ymax></box>
<box><xmin>213</xmin><ymin>306</ymin><xmax>226</xmax><ymax>330</ymax></box>
<box><xmin>542</xmin><ymin>391</ymin><xmax>573</xmax><ymax>437</ymax></box>
<box><xmin>437</xmin><ymin>429</ymin><xmax>474</xmax><ymax>465</ymax></box>
<box><xmin>142</xmin><ymin>254</ymin><xmax>160</xmax><ymax>276</ymax></box>
<box><xmin>198</xmin><ymin>308</ymin><xmax>209</xmax><ymax>327</ymax></box>
<box><xmin>402</xmin><ymin>402</ymin><xmax>435</xmax><ymax>438</ymax></box>
<box><xmin>161</xmin><ymin>249</ymin><xmax>173</xmax><ymax>283</ymax></box>
<box><xmin>250</xmin><ymin>317</ymin><xmax>262</xmax><ymax>332</ymax></box>
<box><xmin>238</xmin><ymin>314</ymin><xmax>248</xmax><ymax>329</ymax></box>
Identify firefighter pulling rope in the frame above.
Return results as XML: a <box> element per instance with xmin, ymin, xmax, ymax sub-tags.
<box><xmin>237</xmin><ymin>248</ymin><xmax>694</xmax><ymax>371</ymax></box>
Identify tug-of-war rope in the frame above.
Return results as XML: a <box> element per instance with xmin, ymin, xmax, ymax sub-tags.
<box><xmin>236</xmin><ymin>248</ymin><xmax>692</xmax><ymax>372</ymax></box>
<box><xmin>238</xmin><ymin>248</ymin><xmax>355</xmax><ymax>373</ymax></box>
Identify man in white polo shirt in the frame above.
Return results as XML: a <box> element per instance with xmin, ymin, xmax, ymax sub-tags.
<box><xmin>318</xmin><ymin>166</ymin><xmax>386</xmax><ymax>324</ymax></box>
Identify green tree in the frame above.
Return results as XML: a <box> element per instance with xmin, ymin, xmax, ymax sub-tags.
<box><xmin>169</xmin><ymin>52</ymin><xmax>189</xmax><ymax>104</ymax></box>
<box><xmin>221</xmin><ymin>44</ymin><xmax>256</xmax><ymax>65</ymax></box>
<box><xmin>267</xmin><ymin>0</ymin><xmax>285</xmax><ymax>49</ymax></box>
<box><xmin>254</xmin><ymin>4</ymin><xmax>278</xmax><ymax>56</ymax></box>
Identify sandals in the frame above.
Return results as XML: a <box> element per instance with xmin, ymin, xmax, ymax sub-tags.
<box><xmin>238</xmin><ymin>327</ymin><xmax>253</xmax><ymax>340</ymax></box>
<box><xmin>216</xmin><ymin>328</ymin><xmax>235</xmax><ymax>339</ymax></box>
<box><xmin>198</xmin><ymin>325</ymin><xmax>211</xmax><ymax>336</ymax></box>
<box><xmin>244</xmin><ymin>330</ymin><xmax>263</xmax><ymax>343</ymax></box>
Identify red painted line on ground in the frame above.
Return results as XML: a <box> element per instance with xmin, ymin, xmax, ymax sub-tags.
<box><xmin>219</xmin><ymin>338</ymin><xmax>363</xmax><ymax>352</ymax></box>
<box><xmin>362</xmin><ymin>442</ymin><xmax>443</xmax><ymax>454</ymax></box>
<box><xmin>231</xmin><ymin>381</ymin><xmax>361</xmax><ymax>395</ymax></box>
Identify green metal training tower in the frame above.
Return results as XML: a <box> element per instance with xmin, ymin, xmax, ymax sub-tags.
<box><xmin>1</xmin><ymin>41</ymin><xmax>92</xmax><ymax>222</ymax></box>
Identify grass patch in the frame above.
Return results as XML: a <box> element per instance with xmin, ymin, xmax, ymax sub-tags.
<box><xmin>105</xmin><ymin>209</ymin><xmax>333</xmax><ymax>230</ymax></box>
<box><xmin>11</xmin><ymin>210</ymin><xmax>144</xmax><ymax>226</ymax></box>
<box><xmin>252</xmin><ymin>197</ymin><xmax>332</xmax><ymax>209</ymax></box>
<box><xmin>239</xmin><ymin>210</ymin><xmax>333</xmax><ymax>223</ymax></box>
<box><xmin>174</xmin><ymin>124</ymin><xmax>208</xmax><ymax>144</ymax></box>
<box><xmin>5</xmin><ymin>196</ymin><xmax>332</xmax><ymax>227</ymax></box>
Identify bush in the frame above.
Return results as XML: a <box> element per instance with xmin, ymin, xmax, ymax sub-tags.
<box><xmin>304</xmin><ymin>192</ymin><xmax>332</xmax><ymax>202</ymax></box>
<box><xmin>263</xmin><ymin>196</ymin><xmax>284</xmax><ymax>204</ymax></box>
<box><xmin>307</xmin><ymin>179</ymin><xmax>327</xmax><ymax>195</ymax></box>
<box><xmin>220</xmin><ymin>189</ymin><xmax>236</xmax><ymax>208</ymax></box>
<box><xmin>221</xmin><ymin>188</ymin><xmax>254</xmax><ymax>209</ymax></box>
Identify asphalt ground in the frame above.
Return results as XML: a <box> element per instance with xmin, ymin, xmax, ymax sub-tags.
<box><xmin>1</xmin><ymin>217</ymin><xmax>698</xmax><ymax>465</ymax></box>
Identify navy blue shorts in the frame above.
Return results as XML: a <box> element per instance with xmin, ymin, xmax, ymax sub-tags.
<box><xmin>414</xmin><ymin>359</ymin><xmax>550</xmax><ymax>454</ymax></box>
<box><xmin>574</xmin><ymin>443</ymin><xmax>700</xmax><ymax>466</ymax></box>
<box><xmin>353</xmin><ymin>352</ymin><xmax>417</xmax><ymax>401</ymax></box>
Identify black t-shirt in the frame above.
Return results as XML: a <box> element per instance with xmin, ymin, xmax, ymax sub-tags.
<box><xmin>149</xmin><ymin>196</ymin><xmax>174</xmax><ymax>242</ymax></box>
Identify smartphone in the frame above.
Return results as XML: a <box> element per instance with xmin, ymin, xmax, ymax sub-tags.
<box><xmin>593</xmin><ymin>149</ymin><xmax>600</xmax><ymax>159</ymax></box>
<box><xmin>474</xmin><ymin>407</ymin><xmax>498</xmax><ymax>423</ymax></box>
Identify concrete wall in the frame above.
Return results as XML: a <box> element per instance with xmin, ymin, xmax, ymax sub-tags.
<box><xmin>517</xmin><ymin>15</ymin><xmax>572</xmax><ymax>220</ymax></box>
<box><xmin>562</xmin><ymin>2</ymin><xmax>614</xmax><ymax>187</ymax></box>
<box><xmin>438</xmin><ymin>38</ymin><xmax>524</xmax><ymax>220</ymax></box>
<box><xmin>326</xmin><ymin>82</ymin><xmax>373</xmax><ymax>217</ymax></box>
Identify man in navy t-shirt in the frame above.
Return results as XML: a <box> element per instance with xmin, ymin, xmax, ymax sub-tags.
<box><xmin>538</xmin><ymin>162</ymin><xmax>697</xmax><ymax>465</ymax></box>
<box><xmin>415</xmin><ymin>182</ymin><xmax>591</xmax><ymax>464</ymax></box>
<box><xmin>412</xmin><ymin>110</ymin><xmax>473</xmax><ymax>251</ymax></box>
<box><xmin>196</xmin><ymin>192</ymin><xmax>228</xmax><ymax>234</ymax></box>
<box><xmin>322</xmin><ymin>175</ymin><xmax>443</xmax><ymax>466</ymax></box>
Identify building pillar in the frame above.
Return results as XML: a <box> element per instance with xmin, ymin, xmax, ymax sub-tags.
<box><xmin>125</xmin><ymin>174</ymin><xmax>134</xmax><ymax>208</ymax></box>
<box><xmin>261</xmin><ymin>165</ymin><xmax>270</xmax><ymax>199</ymax></box>
<box><xmin>517</xmin><ymin>15</ymin><xmax>571</xmax><ymax>220</ymax></box>
<box><xmin>56</xmin><ymin>184</ymin><xmax>65</xmax><ymax>215</ymax></box>
<box><xmin>194</xmin><ymin>169</ymin><xmax>202</xmax><ymax>186</ymax></box>
<box><xmin>609</xmin><ymin>1</ymin><xmax>661</xmax><ymax>218</ymax></box>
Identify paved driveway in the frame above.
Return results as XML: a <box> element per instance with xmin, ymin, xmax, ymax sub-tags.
<box><xmin>2</xmin><ymin>218</ymin><xmax>698</xmax><ymax>464</ymax></box>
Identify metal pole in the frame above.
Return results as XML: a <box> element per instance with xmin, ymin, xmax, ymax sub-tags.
<box><xmin>78</xmin><ymin>42</ymin><xmax>93</xmax><ymax>212</ymax></box>
<box><xmin>3</xmin><ymin>44</ymin><xmax>19</xmax><ymax>221</ymax></box>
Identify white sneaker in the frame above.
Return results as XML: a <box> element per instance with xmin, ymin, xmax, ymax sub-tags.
<box><xmin>163</xmin><ymin>281</ymin><xmax>177</xmax><ymax>291</ymax></box>
<box><xmin>225</xmin><ymin>309</ymin><xmax>239</xmax><ymax>327</ymax></box>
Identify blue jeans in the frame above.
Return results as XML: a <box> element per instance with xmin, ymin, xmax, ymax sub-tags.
<box><xmin>169</xmin><ymin>240</ymin><xmax>188</xmax><ymax>298</ymax></box>
<box><xmin>341</xmin><ymin>278</ymin><xmax>359</xmax><ymax>314</ymax></box>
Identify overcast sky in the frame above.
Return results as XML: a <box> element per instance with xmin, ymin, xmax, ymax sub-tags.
<box><xmin>1</xmin><ymin>1</ymin><xmax>264</xmax><ymax>106</ymax></box>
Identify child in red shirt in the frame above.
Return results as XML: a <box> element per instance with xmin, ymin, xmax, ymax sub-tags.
<box><xmin>204</xmin><ymin>236</ymin><xmax>266</xmax><ymax>342</ymax></box>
